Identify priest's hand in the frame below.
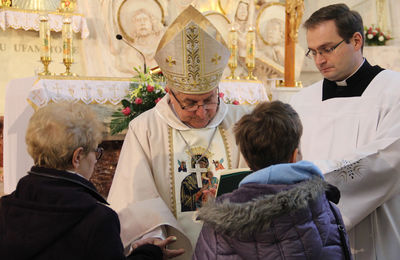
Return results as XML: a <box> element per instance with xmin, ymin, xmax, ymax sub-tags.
<box><xmin>132</xmin><ymin>236</ymin><xmax>185</xmax><ymax>259</ymax></box>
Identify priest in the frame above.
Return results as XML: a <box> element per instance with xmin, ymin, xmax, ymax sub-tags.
<box><xmin>107</xmin><ymin>6</ymin><xmax>251</xmax><ymax>259</ymax></box>
<box><xmin>290</xmin><ymin>4</ymin><xmax>400</xmax><ymax>260</ymax></box>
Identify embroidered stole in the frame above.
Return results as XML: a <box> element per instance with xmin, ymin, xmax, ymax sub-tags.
<box><xmin>168</xmin><ymin>126</ymin><xmax>230</xmax><ymax>247</ymax></box>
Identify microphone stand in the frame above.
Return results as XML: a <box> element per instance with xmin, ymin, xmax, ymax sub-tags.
<box><xmin>116</xmin><ymin>34</ymin><xmax>147</xmax><ymax>73</ymax></box>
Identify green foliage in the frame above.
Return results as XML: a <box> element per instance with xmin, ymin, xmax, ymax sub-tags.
<box><xmin>110</xmin><ymin>67</ymin><xmax>166</xmax><ymax>135</ymax></box>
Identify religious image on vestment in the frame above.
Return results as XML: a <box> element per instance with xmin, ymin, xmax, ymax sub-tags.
<box><xmin>179</xmin><ymin>150</ymin><xmax>224</xmax><ymax>212</ymax></box>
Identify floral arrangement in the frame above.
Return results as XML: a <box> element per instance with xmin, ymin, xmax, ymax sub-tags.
<box><xmin>109</xmin><ymin>67</ymin><xmax>166</xmax><ymax>135</ymax></box>
<box><xmin>364</xmin><ymin>25</ymin><xmax>392</xmax><ymax>46</ymax></box>
<box><xmin>219</xmin><ymin>92</ymin><xmax>240</xmax><ymax>105</ymax></box>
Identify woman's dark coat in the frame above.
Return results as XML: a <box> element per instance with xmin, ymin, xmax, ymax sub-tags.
<box><xmin>0</xmin><ymin>166</ymin><xmax>162</xmax><ymax>260</ymax></box>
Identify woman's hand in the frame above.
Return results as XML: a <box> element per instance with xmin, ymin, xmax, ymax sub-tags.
<box><xmin>132</xmin><ymin>236</ymin><xmax>185</xmax><ymax>259</ymax></box>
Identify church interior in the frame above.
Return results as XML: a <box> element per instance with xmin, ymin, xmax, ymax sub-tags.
<box><xmin>1</xmin><ymin>0</ymin><xmax>400</xmax><ymax>196</ymax></box>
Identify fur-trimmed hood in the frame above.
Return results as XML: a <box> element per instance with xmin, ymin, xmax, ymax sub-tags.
<box><xmin>197</xmin><ymin>177</ymin><xmax>329</xmax><ymax>239</ymax></box>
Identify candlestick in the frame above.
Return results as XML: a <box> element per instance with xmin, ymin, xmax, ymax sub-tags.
<box><xmin>38</xmin><ymin>15</ymin><xmax>52</xmax><ymax>75</ymax></box>
<box><xmin>39</xmin><ymin>16</ymin><xmax>51</xmax><ymax>58</ymax></box>
<box><xmin>61</xmin><ymin>16</ymin><xmax>76</xmax><ymax>76</ymax></box>
<box><xmin>226</xmin><ymin>27</ymin><xmax>240</xmax><ymax>80</ymax></box>
<box><xmin>245</xmin><ymin>27</ymin><xmax>257</xmax><ymax>80</ymax></box>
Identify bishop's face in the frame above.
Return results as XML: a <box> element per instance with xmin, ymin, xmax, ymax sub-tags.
<box><xmin>169</xmin><ymin>88</ymin><xmax>219</xmax><ymax>128</ymax></box>
<box><xmin>306</xmin><ymin>20</ymin><xmax>363</xmax><ymax>81</ymax></box>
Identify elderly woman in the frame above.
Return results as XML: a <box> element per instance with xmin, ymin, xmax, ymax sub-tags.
<box><xmin>0</xmin><ymin>102</ymin><xmax>183</xmax><ymax>260</ymax></box>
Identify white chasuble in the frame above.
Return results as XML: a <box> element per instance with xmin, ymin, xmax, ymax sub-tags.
<box><xmin>291</xmin><ymin>70</ymin><xmax>400</xmax><ymax>260</ymax></box>
<box><xmin>171</xmin><ymin>126</ymin><xmax>230</xmax><ymax>247</ymax></box>
<box><xmin>108</xmin><ymin>95</ymin><xmax>251</xmax><ymax>259</ymax></box>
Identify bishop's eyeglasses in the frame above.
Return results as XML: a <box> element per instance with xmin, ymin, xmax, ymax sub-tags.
<box><xmin>170</xmin><ymin>90</ymin><xmax>220</xmax><ymax>112</ymax></box>
<box><xmin>305</xmin><ymin>39</ymin><xmax>345</xmax><ymax>59</ymax></box>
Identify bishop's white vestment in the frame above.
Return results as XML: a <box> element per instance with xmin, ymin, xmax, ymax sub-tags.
<box><xmin>108</xmin><ymin>94</ymin><xmax>251</xmax><ymax>259</ymax></box>
<box><xmin>291</xmin><ymin>69</ymin><xmax>400</xmax><ymax>260</ymax></box>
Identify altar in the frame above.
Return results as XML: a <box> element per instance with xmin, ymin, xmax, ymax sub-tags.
<box><xmin>3</xmin><ymin>76</ymin><xmax>269</xmax><ymax>194</ymax></box>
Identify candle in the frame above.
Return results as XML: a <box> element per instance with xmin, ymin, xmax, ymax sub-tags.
<box><xmin>62</xmin><ymin>17</ymin><xmax>73</xmax><ymax>61</ymax></box>
<box><xmin>39</xmin><ymin>16</ymin><xmax>51</xmax><ymax>59</ymax></box>
<box><xmin>246</xmin><ymin>27</ymin><xmax>255</xmax><ymax>67</ymax></box>
<box><xmin>228</xmin><ymin>28</ymin><xmax>238</xmax><ymax>68</ymax></box>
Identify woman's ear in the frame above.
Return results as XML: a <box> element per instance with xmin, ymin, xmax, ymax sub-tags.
<box><xmin>71</xmin><ymin>147</ymin><xmax>84</xmax><ymax>170</ymax></box>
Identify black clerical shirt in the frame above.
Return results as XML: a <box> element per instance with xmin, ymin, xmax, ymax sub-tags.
<box><xmin>322</xmin><ymin>60</ymin><xmax>384</xmax><ymax>101</ymax></box>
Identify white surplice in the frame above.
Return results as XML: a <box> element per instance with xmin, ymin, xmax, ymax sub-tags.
<box><xmin>107</xmin><ymin>94</ymin><xmax>251</xmax><ymax>259</ymax></box>
<box><xmin>291</xmin><ymin>70</ymin><xmax>400</xmax><ymax>260</ymax></box>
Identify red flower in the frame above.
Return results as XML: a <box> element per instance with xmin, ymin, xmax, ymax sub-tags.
<box><xmin>155</xmin><ymin>97</ymin><xmax>162</xmax><ymax>104</ymax></box>
<box><xmin>134</xmin><ymin>98</ymin><xmax>143</xmax><ymax>105</ymax></box>
<box><xmin>218</xmin><ymin>92</ymin><xmax>224</xmax><ymax>98</ymax></box>
<box><xmin>147</xmin><ymin>85</ymin><xmax>154</xmax><ymax>92</ymax></box>
<box><xmin>122</xmin><ymin>106</ymin><xmax>131</xmax><ymax>116</ymax></box>
<box><xmin>232</xmin><ymin>100</ymin><xmax>239</xmax><ymax>105</ymax></box>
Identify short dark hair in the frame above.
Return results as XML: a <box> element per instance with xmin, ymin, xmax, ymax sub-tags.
<box><xmin>234</xmin><ymin>101</ymin><xmax>302</xmax><ymax>171</ymax></box>
<box><xmin>304</xmin><ymin>3</ymin><xmax>364</xmax><ymax>49</ymax></box>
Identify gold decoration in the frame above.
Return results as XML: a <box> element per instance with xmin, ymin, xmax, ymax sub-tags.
<box><xmin>38</xmin><ymin>15</ymin><xmax>52</xmax><ymax>75</ymax></box>
<box><xmin>166</xmin><ymin>56</ymin><xmax>176</xmax><ymax>66</ymax></box>
<box><xmin>276</xmin><ymin>79</ymin><xmax>302</xmax><ymax>88</ymax></box>
<box><xmin>39</xmin><ymin>15</ymin><xmax>51</xmax><ymax>58</ymax></box>
<box><xmin>211</xmin><ymin>54</ymin><xmax>221</xmax><ymax>65</ymax></box>
<box><xmin>185</xmin><ymin>146</ymin><xmax>214</xmax><ymax>161</ymax></box>
<box><xmin>226</xmin><ymin>27</ymin><xmax>239</xmax><ymax>80</ymax></box>
<box><xmin>13</xmin><ymin>0</ymin><xmax>60</xmax><ymax>10</ymax></box>
<box><xmin>154</xmin><ymin>5</ymin><xmax>230</xmax><ymax>94</ymax></box>
<box><xmin>59</xmin><ymin>0</ymin><xmax>76</xmax><ymax>13</ymax></box>
<box><xmin>1</xmin><ymin>0</ymin><xmax>12</xmax><ymax>8</ymax></box>
<box><xmin>219</xmin><ymin>126</ymin><xmax>232</xmax><ymax>169</ymax></box>
<box><xmin>61</xmin><ymin>16</ymin><xmax>76</xmax><ymax>76</ymax></box>
<box><xmin>38</xmin><ymin>56</ymin><xmax>52</xmax><ymax>76</ymax></box>
<box><xmin>286</xmin><ymin>0</ymin><xmax>303</xmax><ymax>42</ymax></box>
<box><xmin>168</xmin><ymin>127</ymin><xmax>177</xmax><ymax>217</ymax></box>
<box><xmin>245</xmin><ymin>27</ymin><xmax>257</xmax><ymax>80</ymax></box>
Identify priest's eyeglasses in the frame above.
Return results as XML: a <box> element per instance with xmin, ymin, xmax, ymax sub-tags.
<box><xmin>305</xmin><ymin>39</ymin><xmax>345</xmax><ymax>59</ymax></box>
<box><xmin>170</xmin><ymin>91</ymin><xmax>220</xmax><ymax>112</ymax></box>
<box><xmin>94</xmin><ymin>147</ymin><xmax>104</xmax><ymax>161</ymax></box>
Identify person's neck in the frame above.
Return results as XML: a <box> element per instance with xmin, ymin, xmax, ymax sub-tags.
<box><xmin>337</xmin><ymin>56</ymin><xmax>365</xmax><ymax>82</ymax></box>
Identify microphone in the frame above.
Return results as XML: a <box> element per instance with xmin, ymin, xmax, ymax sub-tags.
<box><xmin>116</xmin><ymin>34</ymin><xmax>147</xmax><ymax>73</ymax></box>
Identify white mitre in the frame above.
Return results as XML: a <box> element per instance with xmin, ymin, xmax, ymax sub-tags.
<box><xmin>154</xmin><ymin>5</ymin><xmax>230</xmax><ymax>94</ymax></box>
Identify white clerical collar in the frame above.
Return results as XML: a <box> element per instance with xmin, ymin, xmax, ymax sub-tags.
<box><xmin>336</xmin><ymin>58</ymin><xmax>365</xmax><ymax>86</ymax></box>
<box><xmin>155</xmin><ymin>93</ymin><xmax>228</xmax><ymax>130</ymax></box>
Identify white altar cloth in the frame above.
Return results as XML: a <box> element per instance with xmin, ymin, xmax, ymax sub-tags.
<box><xmin>219</xmin><ymin>80</ymin><xmax>269</xmax><ymax>104</ymax></box>
<box><xmin>0</xmin><ymin>7</ymin><xmax>89</xmax><ymax>38</ymax></box>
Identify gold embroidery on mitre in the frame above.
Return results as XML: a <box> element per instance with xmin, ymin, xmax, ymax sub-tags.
<box><xmin>166</xmin><ymin>56</ymin><xmax>176</xmax><ymax>67</ymax></box>
<box><xmin>154</xmin><ymin>5</ymin><xmax>230</xmax><ymax>94</ymax></box>
<box><xmin>186</xmin><ymin>25</ymin><xmax>201</xmax><ymax>86</ymax></box>
<box><xmin>212</xmin><ymin>54</ymin><xmax>221</xmax><ymax>65</ymax></box>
